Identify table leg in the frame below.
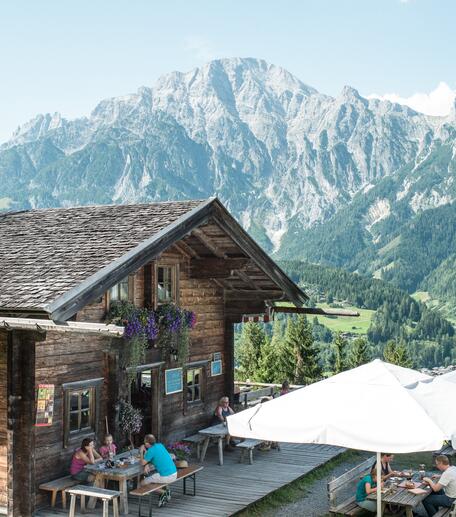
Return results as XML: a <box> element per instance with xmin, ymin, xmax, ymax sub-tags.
<box><xmin>51</xmin><ymin>490</ymin><xmax>57</xmax><ymax>507</ymax></box>
<box><xmin>69</xmin><ymin>494</ymin><xmax>76</xmax><ymax>517</ymax></box>
<box><xmin>217</xmin><ymin>437</ymin><xmax>224</xmax><ymax>466</ymax></box>
<box><xmin>102</xmin><ymin>499</ymin><xmax>108</xmax><ymax>517</ymax></box>
<box><xmin>87</xmin><ymin>474</ymin><xmax>104</xmax><ymax>509</ymax></box>
<box><xmin>119</xmin><ymin>478</ymin><xmax>129</xmax><ymax>515</ymax></box>
<box><xmin>199</xmin><ymin>438</ymin><xmax>210</xmax><ymax>463</ymax></box>
<box><xmin>113</xmin><ymin>497</ymin><xmax>120</xmax><ymax>517</ymax></box>
<box><xmin>405</xmin><ymin>507</ymin><xmax>413</xmax><ymax>517</ymax></box>
<box><xmin>81</xmin><ymin>494</ymin><xmax>86</xmax><ymax>513</ymax></box>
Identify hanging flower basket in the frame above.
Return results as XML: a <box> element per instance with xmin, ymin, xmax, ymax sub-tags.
<box><xmin>107</xmin><ymin>301</ymin><xmax>196</xmax><ymax>374</ymax></box>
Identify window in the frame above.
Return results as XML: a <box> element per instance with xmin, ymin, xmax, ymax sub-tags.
<box><xmin>68</xmin><ymin>388</ymin><xmax>93</xmax><ymax>433</ymax></box>
<box><xmin>186</xmin><ymin>368</ymin><xmax>202</xmax><ymax>403</ymax></box>
<box><xmin>157</xmin><ymin>265</ymin><xmax>176</xmax><ymax>304</ymax></box>
<box><xmin>63</xmin><ymin>378</ymin><xmax>102</xmax><ymax>446</ymax></box>
<box><xmin>109</xmin><ymin>276</ymin><xmax>129</xmax><ymax>303</ymax></box>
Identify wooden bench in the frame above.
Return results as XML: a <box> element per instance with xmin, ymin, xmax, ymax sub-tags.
<box><xmin>328</xmin><ymin>455</ymin><xmax>375</xmax><ymax>516</ymax></box>
<box><xmin>130</xmin><ymin>465</ymin><xmax>203</xmax><ymax>516</ymax></box>
<box><xmin>236</xmin><ymin>439</ymin><xmax>266</xmax><ymax>464</ymax></box>
<box><xmin>66</xmin><ymin>485</ymin><xmax>120</xmax><ymax>517</ymax></box>
<box><xmin>183</xmin><ymin>433</ymin><xmax>207</xmax><ymax>461</ymax></box>
<box><xmin>39</xmin><ymin>475</ymin><xmax>78</xmax><ymax>508</ymax></box>
<box><xmin>434</xmin><ymin>502</ymin><xmax>456</xmax><ymax>517</ymax></box>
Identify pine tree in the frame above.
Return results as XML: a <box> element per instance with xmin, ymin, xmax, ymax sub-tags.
<box><xmin>331</xmin><ymin>332</ymin><xmax>349</xmax><ymax>374</ymax></box>
<box><xmin>383</xmin><ymin>340</ymin><xmax>412</xmax><ymax>367</ymax></box>
<box><xmin>257</xmin><ymin>332</ymin><xmax>280</xmax><ymax>383</ymax></box>
<box><xmin>237</xmin><ymin>322</ymin><xmax>268</xmax><ymax>380</ymax></box>
<box><xmin>349</xmin><ymin>336</ymin><xmax>370</xmax><ymax>368</ymax></box>
<box><xmin>280</xmin><ymin>315</ymin><xmax>322</xmax><ymax>385</ymax></box>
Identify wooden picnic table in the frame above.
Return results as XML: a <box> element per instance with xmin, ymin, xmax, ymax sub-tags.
<box><xmin>367</xmin><ymin>479</ymin><xmax>431</xmax><ymax>517</ymax></box>
<box><xmin>85</xmin><ymin>449</ymin><xmax>144</xmax><ymax>515</ymax></box>
<box><xmin>198</xmin><ymin>423</ymin><xmax>229</xmax><ymax>466</ymax></box>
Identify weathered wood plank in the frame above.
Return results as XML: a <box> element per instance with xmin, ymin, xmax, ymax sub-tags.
<box><xmin>35</xmin><ymin>443</ymin><xmax>344</xmax><ymax>517</ymax></box>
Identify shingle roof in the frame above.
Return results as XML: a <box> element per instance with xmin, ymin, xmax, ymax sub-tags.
<box><xmin>0</xmin><ymin>200</ymin><xmax>205</xmax><ymax>312</ymax></box>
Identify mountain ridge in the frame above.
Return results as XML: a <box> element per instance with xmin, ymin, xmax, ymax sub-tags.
<box><xmin>1</xmin><ymin>57</ymin><xmax>456</xmax><ymax>288</ymax></box>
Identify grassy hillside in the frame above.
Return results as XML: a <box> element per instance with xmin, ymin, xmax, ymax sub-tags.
<box><xmin>314</xmin><ymin>303</ymin><xmax>374</xmax><ymax>335</ymax></box>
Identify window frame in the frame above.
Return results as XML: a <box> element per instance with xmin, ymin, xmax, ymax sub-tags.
<box><xmin>155</xmin><ymin>263</ymin><xmax>179</xmax><ymax>306</ymax></box>
<box><xmin>107</xmin><ymin>275</ymin><xmax>134</xmax><ymax>308</ymax></box>
<box><xmin>63</xmin><ymin>378</ymin><xmax>103</xmax><ymax>447</ymax></box>
<box><xmin>186</xmin><ymin>367</ymin><xmax>203</xmax><ymax>404</ymax></box>
<box><xmin>183</xmin><ymin>360</ymin><xmax>208</xmax><ymax>413</ymax></box>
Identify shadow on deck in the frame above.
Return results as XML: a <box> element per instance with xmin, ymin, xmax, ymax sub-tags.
<box><xmin>35</xmin><ymin>443</ymin><xmax>344</xmax><ymax>517</ymax></box>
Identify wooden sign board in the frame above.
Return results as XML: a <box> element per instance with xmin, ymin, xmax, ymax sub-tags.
<box><xmin>35</xmin><ymin>384</ymin><xmax>55</xmax><ymax>426</ymax></box>
<box><xmin>211</xmin><ymin>360</ymin><xmax>222</xmax><ymax>377</ymax></box>
<box><xmin>165</xmin><ymin>368</ymin><xmax>183</xmax><ymax>395</ymax></box>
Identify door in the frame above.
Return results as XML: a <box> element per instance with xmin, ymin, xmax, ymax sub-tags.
<box><xmin>130</xmin><ymin>368</ymin><xmax>162</xmax><ymax>443</ymax></box>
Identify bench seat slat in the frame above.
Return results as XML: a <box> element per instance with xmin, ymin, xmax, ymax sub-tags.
<box><xmin>236</xmin><ymin>439</ymin><xmax>263</xmax><ymax>449</ymax></box>
<box><xmin>130</xmin><ymin>466</ymin><xmax>203</xmax><ymax>497</ymax></box>
<box><xmin>66</xmin><ymin>485</ymin><xmax>120</xmax><ymax>499</ymax></box>
<box><xmin>183</xmin><ymin>434</ymin><xmax>206</xmax><ymax>444</ymax></box>
<box><xmin>39</xmin><ymin>476</ymin><xmax>78</xmax><ymax>491</ymax></box>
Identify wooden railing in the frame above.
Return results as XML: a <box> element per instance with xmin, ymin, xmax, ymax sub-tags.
<box><xmin>234</xmin><ymin>381</ymin><xmax>303</xmax><ymax>407</ymax></box>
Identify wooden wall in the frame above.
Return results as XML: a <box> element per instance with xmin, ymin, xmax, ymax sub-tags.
<box><xmin>33</xmin><ymin>331</ymin><xmax>112</xmax><ymax>508</ymax></box>
<box><xmin>0</xmin><ymin>331</ymin><xmax>7</xmax><ymax>510</ymax></box>
<box><xmin>74</xmin><ymin>248</ymin><xmax>229</xmax><ymax>441</ymax></box>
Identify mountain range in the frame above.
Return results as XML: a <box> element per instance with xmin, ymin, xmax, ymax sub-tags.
<box><xmin>2</xmin><ymin>57</ymin><xmax>456</xmax><ymax>305</ymax></box>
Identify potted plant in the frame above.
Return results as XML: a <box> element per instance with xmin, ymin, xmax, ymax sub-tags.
<box><xmin>167</xmin><ymin>441</ymin><xmax>191</xmax><ymax>468</ymax></box>
<box><xmin>118</xmin><ymin>400</ymin><xmax>143</xmax><ymax>449</ymax></box>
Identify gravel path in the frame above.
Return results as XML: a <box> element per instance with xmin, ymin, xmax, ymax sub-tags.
<box><xmin>263</xmin><ymin>452</ymin><xmax>372</xmax><ymax>517</ymax></box>
<box><xmin>261</xmin><ymin>452</ymin><xmax>431</xmax><ymax>517</ymax></box>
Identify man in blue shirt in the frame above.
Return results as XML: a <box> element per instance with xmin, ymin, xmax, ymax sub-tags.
<box><xmin>140</xmin><ymin>434</ymin><xmax>177</xmax><ymax>507</ymax></box>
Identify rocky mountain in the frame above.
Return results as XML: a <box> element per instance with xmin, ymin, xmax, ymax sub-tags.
<box><xmin>2</xmin><ymin>57</ymin><xmax>456</xmax><ymax>269</ymax></box>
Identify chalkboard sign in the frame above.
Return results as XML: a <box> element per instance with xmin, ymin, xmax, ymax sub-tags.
<box><xmin>35</xmin><ymin>384</ymin><xmax>55</xmax><ymax>426</ymax></box>
<box><xmin>211</xmin><ymin>360</ymin><xmax>222</xmax><ymax>377</ymax></box>
<box><xmin>165</xmin><ymin>368</ymin><xmax>183</xmax><ymax>395</ymax></box>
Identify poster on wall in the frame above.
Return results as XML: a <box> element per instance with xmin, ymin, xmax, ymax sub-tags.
<box><xmin>211</xmin><ymin>360</ymin><xmax>222</xmax><ymax>377</ymax></box>
<box><xmin>35</xmin><ymin>384</ymin><xmax>55</xmax><ymax>426</ymax></box>
<box><xmin>165</xmin><ymin>368</ymin><xmax>183</xmax><ymax>395</ymax></box>
<box><xmin>213</xmin><ymin>352</ymin><xmax>222</xmax><ymax>361</ymax></box>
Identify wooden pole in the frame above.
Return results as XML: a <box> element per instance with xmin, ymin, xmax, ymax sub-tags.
<box><xmin>105</xmin><ymin>416</ymin><xmax>109</xmax><ymax>435</ymax></box>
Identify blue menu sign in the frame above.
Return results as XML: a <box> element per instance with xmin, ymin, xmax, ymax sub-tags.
<box><xmin>211</xmin><ymin>360</ymin><xmax>222</xmax><ymax>377</ymax></box>
<box><xmin>165</xmin><ymin>368</ymin><xmax>183</xmax><ymax>395</ymax></box>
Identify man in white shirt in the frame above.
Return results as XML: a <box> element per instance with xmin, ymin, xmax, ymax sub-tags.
<box><xmin>422</xmin><ymin>454</ymin><xmax>456</xmax><ymax>516</ymax></box>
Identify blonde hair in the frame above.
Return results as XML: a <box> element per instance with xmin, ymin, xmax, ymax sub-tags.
<box><xmin>219</xmin><ymin>396</ymin><xmax>229</xmax><ymax>405</ymax></box>
<box><xmin>436</xmin><ymin>455</ymin><xmax>450</xmax><ymax>466</ymax></box>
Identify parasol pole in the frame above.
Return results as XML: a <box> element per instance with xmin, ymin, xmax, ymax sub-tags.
<box><xmin>376</xmin><ymin>451</ymin><xmax>382</xmax><ymax>516</ymax></box>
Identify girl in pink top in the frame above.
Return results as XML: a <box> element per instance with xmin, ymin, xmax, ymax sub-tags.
<box><xmin>99</xmin><ymin>434</ymin><xmax>117</xmax><ymax>459</ymax></box>
<box><xmin>70</xmin><ymin>438</ymin><xmax>102</xmax><ymax>483</ymax></box>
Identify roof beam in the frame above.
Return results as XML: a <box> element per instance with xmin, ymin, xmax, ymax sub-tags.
<box><xmin>272</xmin><ymin>306</ymin><xmax>360</xmax><ymax>317</ymax></box>
<box><xmin>235</xmin><ymin>269</ymin><xmax>260</xmax><ymax>290</ymax></box>
<box><xmin>192</xmin><ymin>228</ymin><xmax>227</xmax><ymax>259</ymax></box>
<box><xmin>190</xmin><ymin>258</ymin><xmax>249</xmax><ymax>279</ymax></box>
<box><xmin>176</xmin><ymin>239</ymin><xmax>201</xmax><ymax>259</ymax></box>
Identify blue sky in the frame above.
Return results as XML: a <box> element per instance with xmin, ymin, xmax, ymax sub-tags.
<box><xmin>1</xmin><ymin>0</ymin><xmax>455</xmax><ymax>142</ymax></box>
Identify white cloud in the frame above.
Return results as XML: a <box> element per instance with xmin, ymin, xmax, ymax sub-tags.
<box><xmin>368</xmin><ymin>82</ymin><xmax>455</xmax><ymax>117</ymax></box>
<box><xmin>184</xmin><ymin>37</ymin><xmax>218</xmax><ymax>63</ymax></box>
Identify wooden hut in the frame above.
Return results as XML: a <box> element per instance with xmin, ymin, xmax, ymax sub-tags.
<box><xmin>0</xmin><ymin>197</ymin><xmax>307</xmax><ymax>515</ymax></box>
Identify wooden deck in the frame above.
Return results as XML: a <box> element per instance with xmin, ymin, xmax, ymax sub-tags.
<box><xmin>35</xmin><ymin>443</ymin><xmax>344</xmax><ymax>516</ymax></box>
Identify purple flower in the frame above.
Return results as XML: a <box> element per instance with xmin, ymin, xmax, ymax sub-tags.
<box><xmin>124</xmin><ymin>317</ymin><xmax>143</xmax><ymax>339</ymax></box>
<box><xmin>145</xmin><ymin>314</ymin><xmax>159</xmax><ymax>341</ymax></box>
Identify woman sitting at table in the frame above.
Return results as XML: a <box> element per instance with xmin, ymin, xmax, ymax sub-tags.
<box><xmin>373</xmin><ymin>452</ymin><xmax>401</xmax><ymax>481</ymax></box>
<box><xmin>356</xmin><ymin>465</ymin><xmax>384</xmax><ymax>513</ymax></box>
<box><xmin>70</xmin><ymin>438</ymin><xmax>103</xmax><ymax>483</ymax></box>
<box><xmin>214</xmin><ymin>396</ymin><xmax>236</xmax><ymax>451</ymax></box>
